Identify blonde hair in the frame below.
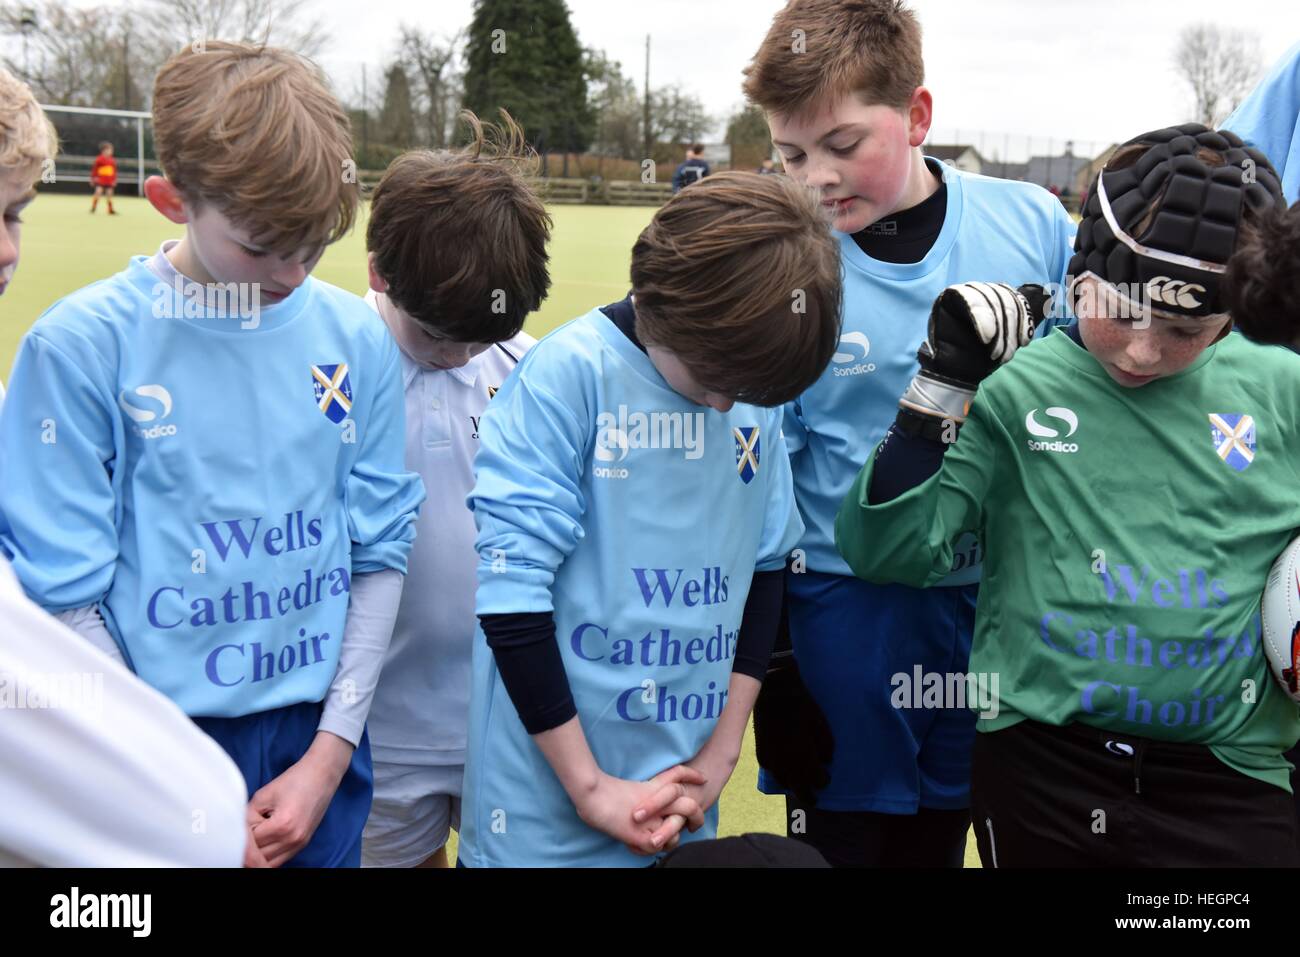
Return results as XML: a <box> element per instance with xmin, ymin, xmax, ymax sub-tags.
<box><xmin>151</xmin><ymin>41</ymin><xmax>357</xmax><ymax>255</ymax></box>
<box><xmin>0</xmin><ymin>67</ymin><xmax>57</xmax><ymax>179</ymax></box>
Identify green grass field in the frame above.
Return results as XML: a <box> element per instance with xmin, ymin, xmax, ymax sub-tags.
<box><xmin>4</xmin><ymin>193</ymin><xmax>979</xmax><ymax>866</ymax></box>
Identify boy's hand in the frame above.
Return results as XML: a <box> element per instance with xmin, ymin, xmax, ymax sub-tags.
<box><xmin>247</xmin><ymin>732</ymin><xmax>353</xmax><ymax>867</ymax></box>
<box><xmin>901</xmin><ymin>282</ymin><xmax>1051</xmax><ymax>424</ymax></box>
<box><xmin>243</xmin><ymin>824</ymin><xmax>271</xmax><ymax>868</ymax></box>
<box><xmin>575</xmin><ymin>765</ymin><xmax>707</xmax><ymax>856</ymax></box>
<box><xmin>636</xmin><ymin>742</ymin><xmax>738</xmax><ymax>831</ymax></box>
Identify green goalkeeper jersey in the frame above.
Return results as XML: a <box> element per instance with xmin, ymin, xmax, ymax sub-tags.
<box><xmin>836</xmin><ymin>329</ymin><xmax>1300</xmax><ymax>790</ymax></box>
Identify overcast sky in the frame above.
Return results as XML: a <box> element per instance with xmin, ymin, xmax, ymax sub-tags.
<box><xmin>50</xmin><ymin>0</ymin><xmax>1300</xmax><ymax>159</ymax></box>
<box><xmin>313</xmin><ymin>0</ymin><xmax>1300</xmax><ymax>159</ymax></box>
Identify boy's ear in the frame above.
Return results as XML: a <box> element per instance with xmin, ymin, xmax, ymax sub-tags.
<box><xmin>366</xmin><ymin>251</ymin><xmax>388</xmax><ymax>294</ymax></box>
<box><xmin>1211</xmin><ymin>317</ymin><xmax>1234</xmax><ymax>344</ymax></box>
<box><xmin>144</xmin><ymin>176</ymin><xmax>189</xmax><ymax>225</ymax></box>
<box><xmin>905</xmin><ymin>86</ymin><xmax>934</xmax><ymax>149</ymax></box>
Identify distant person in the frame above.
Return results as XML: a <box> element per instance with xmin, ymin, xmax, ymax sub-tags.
<box><xmin>1226</xmin><ymin>40</ymin><xmax>1300</xmax><ymax>203</ymax></box>
<box><xmin>672</xmin><ymin>144</ymin><xmax>710</xmax><ymax>192</ymax></box>
<box><xmin>90</xmin><ymin>140</ymin><xmax>117</xmax><ymax>215</ymax></box>
<box><xmin>758</xmin><ymin>158</ymin><xmax>780</xmax><ymax>175</ymax></box>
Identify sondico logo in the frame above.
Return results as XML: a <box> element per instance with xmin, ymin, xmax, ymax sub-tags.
<box><xmin>119</xmin><ymin>384</ymin><xmax>178</xmax><ymax>439</ymax></box>
<box><xmin>591</xmin><ymin>405</ymin><xmax>705</xmax><ymax>480</ymax></box>
<box><xmin>1025</xmin><ymin>406</ymin><xmax>1079</xmax><ymax>454</ymax></box>
<box><xmin>1147</xmin><ymin>276</ymin><xmax>1205</xmax><ymax>310</ymax></box>
<box><xmin>593</xmin><ymin>425</ymin><xmax>630</xmax><ymax>479</ymax></box>
<box><xmin>831</xmin><ymin>332</ymin><xmax>875</xmax><ymax>377</ymax></box>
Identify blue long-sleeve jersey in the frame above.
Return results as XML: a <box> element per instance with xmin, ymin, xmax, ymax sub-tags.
<box><xmin>460</xmin><ymin>307</ymin><xmax>803</xmax><ymax>867</ymax></box>
<box><xmin>785</xmin><ymin>161</ymin><xmax>1077</xmax><ymax>583</ymax></box>
<box><xmin>1226</xmin><ymin>41</ymin><xmax>1300</xmax><ymax>204</ymax></box>
<box><xmin>0</xmin><ymin>253</ymin><xmax>425</xmax><ymax>718</ymax></box>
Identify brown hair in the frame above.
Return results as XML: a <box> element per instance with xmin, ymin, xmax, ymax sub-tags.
<box><xmin>742</xmin><ymin>0</ymin><xmax>924</xmax><ymax>116</ymax></box>
<box><xmin>631</xmin><ymin>170</ymin><xmax>842</xmax><ymax>406</ymax></box>
<box><xmin>1224</xmin><ymin>201</ymin><xmax>1300</xmax><ymax>345</ymax></box>
<box><xmin>0</xmin><ymin>67</ymin><xmax>57</xmax><ymax>178</ymax></box>
<box><xmin>152</xmin><ymin>41</ymin><xmax>357</xmax><ymax>256</ymax></box>
<box><xmin>366</xmin><ymin>110</ymin><xmax>552</xmax><ymax>343</ymax></box>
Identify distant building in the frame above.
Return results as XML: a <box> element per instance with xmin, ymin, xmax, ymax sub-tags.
<box><xmin>925</xmin><ymin>144</ymin><xmax>985</xmax><ymax>174</ymax></box>
<box><xmin>988</xmin><ymin>161</ymin><xmax>1029</xmax><ymax>182</ymax></box>
<box><xmin>1025</xmin><ymin>151</ymin><xmax>1091</xmax><ymax>195</ymax></box>
<box><xmin>1074</xmin><ymin>145</ymin><xmax>1119</xmax><ymax>197</ymax></box>
<box><xmin>699</xmin><ymin>142</ymin><xmax>732</xmax><ymax>168</ymax></box>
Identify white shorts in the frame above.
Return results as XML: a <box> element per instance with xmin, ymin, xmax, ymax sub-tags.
<box><xmin>361</xmin><ymin>761</ymin><xmax>463</xmax><ymax>868</ymax></box>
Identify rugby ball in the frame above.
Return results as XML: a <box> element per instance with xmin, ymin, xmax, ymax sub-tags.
<box><xmin>1261</xmin><ymin>535</ymin><xmax>1300</xmax><ymax>704</ymax></box>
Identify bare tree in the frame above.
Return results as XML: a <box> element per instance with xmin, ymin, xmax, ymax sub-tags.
<box><xmin>399</xmin><ymin>26</ymin><xmax>462</xmax><ymax>150</ymax></box>
<box><xmin>648</xmin><ymin>83</ymin><xmax>712</xmax><ymax>149</ymax></box>
<box><xmin>138</xmin><ymin>0</ymin><xmax>330</xmax><ymax>85</ymax></box>
<box><xmin>0</xmin><ymin>1</ymin><xmax>148</xmax><ymax>108</ymax></box>
<box><xmin>584</xmin><ymin>47</ymin><xmax>641</xmax><ymax>159</ymax></box>
<box><xmin>1174</xmin><ymin>23</ymin><xmax>1263</xmax><ymax>127</ymax></box>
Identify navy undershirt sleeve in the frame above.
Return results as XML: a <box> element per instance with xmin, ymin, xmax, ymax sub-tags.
<box><xmin>868</xmin><ymin>321</ymin><xmax>1088</xmax><ymax>504</ymax></box>
<box><xmin>867</xmin><ymin>422</ymin><xmax>948</xmax><ymax>504</ymax></box>
<box><xmin>732</xmin><ymin>569</ymin><xmax>784</xmax><ymax>681</ymax></box>
<box><xmin>480</xmin><ymin>612</ymin><xmax>576</xmax><ymax>735</ymax></box>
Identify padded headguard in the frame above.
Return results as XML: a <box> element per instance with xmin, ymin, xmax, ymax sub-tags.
<box><xmin>1070</xmin><ymin>123</ymin><xmax>1285</xmax><ymax>319</ymax></box>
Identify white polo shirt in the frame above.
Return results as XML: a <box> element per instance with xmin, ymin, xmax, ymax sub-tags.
<box><xmin>364</xmin><ymin>290</ymin><xmax>534</xmax><ymax>768</ymax></box>
<box><xmin>0</xmin><ymin>556</ymin><xmax>247</xmax><ymax>867</ymax></box>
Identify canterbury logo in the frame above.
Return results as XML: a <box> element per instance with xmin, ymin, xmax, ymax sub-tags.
<box><xmin>1146</xmin><ymin>276</ymin><xmax>1206</xmax><ymax>309</ymax></box>
<box><xmin>832</xmin><ymin>331</ymin><xmax>870</xmax><ymax>364</ymax></box>
<box><xmin>1025</xmin><ymin>407</ymin><xmax>1078</xmax><ymax>438</ymax></box>
<box><xmin>118</xmin><ymin>384</ymin><xmax>174</xmax><ymax>423</ymax></box>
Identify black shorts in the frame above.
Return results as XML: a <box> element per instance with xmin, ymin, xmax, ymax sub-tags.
<box><xmin>971</xmin><ymin>720</ymin><xmax>1300</xmax><ymax>867</ymax></box>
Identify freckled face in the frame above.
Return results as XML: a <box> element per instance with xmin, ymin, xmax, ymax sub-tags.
<box><xmin>1075</xmin><ymin>277</ymin><xmax>1228</xmax><ymax>387</ymax></box>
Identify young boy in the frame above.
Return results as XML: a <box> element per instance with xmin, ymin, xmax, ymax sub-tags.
<box><xmin>740</xmin><ymin>0</ymin><xmax>1078</xmax><ymax>867</ymax></box>
<box><xmin>836</xmin><ymin>125</ymin><xmax>1300</xmax><ymax>866</ymax></box>
<box><xmin>90</xmin><ymin>141</ymin><xmax>117</xmax><ymax>214</ymax></box>
<box><xmin>0</xmin><ymin>66</ymin><xmax>248</xmax><ymax>869</ymax></box>
<box><xmin>672</xmin><ymin>144</ymin><xmax>710</xmax><ymax>192</ymax></box>
<box><xmin>0</xmin><ymin>42</ymin><xmax>424</xmax><ymax>867</ymax></box>
<box><xmin>459</xmin><ymin>171</ymin><xmax>842</xmax><ymax>867</ymax></box>
<box><xmin>359</xmin><ymin>111</ymin><xmax>551</xmax><ymax>868</ymax></box>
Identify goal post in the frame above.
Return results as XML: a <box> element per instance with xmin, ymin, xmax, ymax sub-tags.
<box><xmin>38</xmin><ymin>104</ymin><xmax>153</xmax><ymax>196</ymax></box>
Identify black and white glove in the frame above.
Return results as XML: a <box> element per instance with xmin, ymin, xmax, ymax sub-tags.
<box><xmin>898</xmin><ymin>282</ymin><xmax>1051</xmax><ymax>431</ymax></box>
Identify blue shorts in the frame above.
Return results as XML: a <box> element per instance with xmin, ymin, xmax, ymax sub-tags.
<box><xmin>758</xmin><ymin>571</ymin><xmax>978</xmax><ymax>813</ymax></box>
<box><xmin>194</xmin><ymin>700</ymin><xmax>374</xmax><ymax>867</ymax></box>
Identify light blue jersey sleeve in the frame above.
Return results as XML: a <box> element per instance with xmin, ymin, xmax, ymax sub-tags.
<box><xmin>781</xmin><ymin>398</ymin><xmax>809</xmax><ymax>455</ymax></box>
<box><xmin>0</xmin><ymin>327</ymin><xmax>121</xmax><ymax>612</ymax></box>
<box><xmin>1226</xmin><ymin>41</ymin><xmax>1300</xmax><ymax>204</ymax></box>
<box><xmin>469</xmin><ymin>347</ymin><xmax>591</xmax><ymax>615</ymax></box>
<box><xmin>347</xmin><ymin>334</ymin><xmax>425</xmax><ymax>575</ymax></box>
<box><xmin>757</xmin><ymin>419</ymin><xmax>803</xmax><ymax>572</ymax></box>
<box><xmin>1047</xmin><ymin>199</ymin><xmax>1079</xmax><ymax>331</ymax></box>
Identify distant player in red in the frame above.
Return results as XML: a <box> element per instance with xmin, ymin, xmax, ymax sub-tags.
<box><xmin>90</xmin><ymin>141</ymin><xmax>117</xmax><ymax>214</ymax></box>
